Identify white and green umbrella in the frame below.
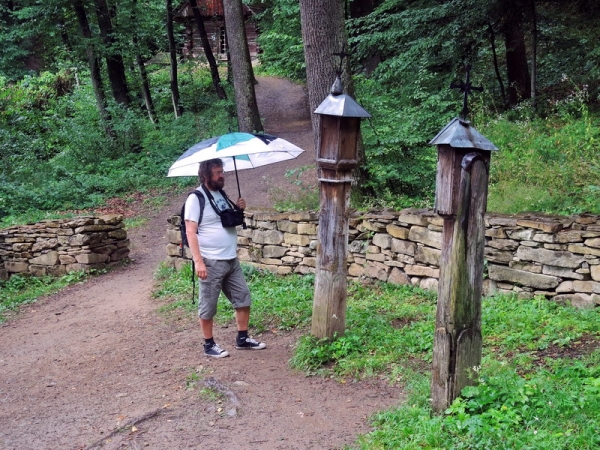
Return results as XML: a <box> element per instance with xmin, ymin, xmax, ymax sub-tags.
<box><xmin>167</xmin><ymin>132</ymin><xmax>305</xmax><ymax>197</ymax></box>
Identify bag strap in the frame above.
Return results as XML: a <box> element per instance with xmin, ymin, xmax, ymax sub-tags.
<box><xmin>187</xmin><ymin>190</ymin><xmax>205</xmax><ymax>305</ymax></box>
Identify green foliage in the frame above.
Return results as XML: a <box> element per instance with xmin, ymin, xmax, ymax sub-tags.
<box><xmin>252</xmin><ymin>0</ymin><xmax>305</xmax><ymax>81</ymax></box>
<box><xmin>268</xmin><ymin>166</ymin><xmax>319</xmax><ymax>211</ymax></box>
<box><xmin>0</xmin><ymin>271</ymin><xmax>90</xmax><ymax>322</ymax></box>
<box><xmin>153</xmin><ymin>262</ymin><xmax>315</xmax><ymax>333</ymax></box>
<box><xmin>481</xmin><ymin>97</ymin><xmax>600</xmax><ymax>215</ymax></box>
<box><xmin>0</xmin><ymin>66</ymin><xmax>229</xmax><ymax>223</ymax></box>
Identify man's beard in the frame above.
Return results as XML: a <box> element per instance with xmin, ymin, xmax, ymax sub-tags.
<box><xmin>207</xmin><ymin>177</ymin><xmax>225</xmax><ymax>191</ymax></box>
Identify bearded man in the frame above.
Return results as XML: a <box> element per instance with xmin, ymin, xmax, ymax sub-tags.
<box><xmin>184</xmin><ymin>158</ymin><xmax>266</xmax><ymax>358</ymax></box>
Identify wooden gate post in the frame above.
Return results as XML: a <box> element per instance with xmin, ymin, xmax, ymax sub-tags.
<box><xmin>429</xmin><ymin>117</ymin><xmax>498</xmax><ymax>413</ymax></box>
<box><xmin>311</xmin><ymin>76</ymin><xmax>370</xmax><ymax>339</ymax></box>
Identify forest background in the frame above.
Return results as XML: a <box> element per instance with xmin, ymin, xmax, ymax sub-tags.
<box><xmin>0</xmin><ymin>0</ymin><xmax>599</xmax><ymax>227</ymax></box>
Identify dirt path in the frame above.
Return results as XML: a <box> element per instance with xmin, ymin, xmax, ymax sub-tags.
<box><xmin>0</xmin><ymin>77</ymin><xmax>404</xmax><ymax>450</ymax></box>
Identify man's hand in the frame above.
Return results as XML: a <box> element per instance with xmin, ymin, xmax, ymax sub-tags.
<box><xmin>195</xmin><ymin>258</ymin><xmax>208</xmax><ymax>280</ymax></box>
<box><xmin>237</xmin><ymin>198</ymin><xmax>246</xmax><ymax>210</ymax></box>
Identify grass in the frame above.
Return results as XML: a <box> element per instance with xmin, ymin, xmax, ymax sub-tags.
<box><xmin>153</xmin><ymin>264</ymin><xmax>600</xmax><ymax>449</ymax></box>
<box><xmin>0</xmin><ymin>271</ymin><xmax>92</xmax><ymax>322</ymax></box>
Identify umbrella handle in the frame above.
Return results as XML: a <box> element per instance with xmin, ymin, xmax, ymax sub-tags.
<box><xmin>233</xmin><ymin>156</ymin><xmax>242</xmax><ymax>199</ymax></box>
<box><xmin>232</xmin><ymin>156</ymin><xmax>247</xmax><ymax>230</ymax></box>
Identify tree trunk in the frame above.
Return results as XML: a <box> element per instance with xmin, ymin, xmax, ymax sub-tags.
<box><xmin>222</xmin><ymin>0</ymin><xmax>262</xmax><ymax>133</ymax></box>
<box><xmin>530</xmin><ymin>0</ymin><xmax>537</xmax><ymax>108</ymax></box>
<box><xmin>299</xmin><ymin>0</ymin><xmax>350</xmax><ymax>154</ymax></box>
<box><xmin>488</xmin><ymin>22</ymin><xmax>506</xmax><ymax>106</ymax></box>
<box><xmin>166</xmin><ymin>0</ymin><xmax>182</xmax><ymax>118</ymax></box>
<box><xmin>71</xmin><ymin>0</ymin><xmax>115</xmax><ymax>139</ymax></box>
<box><xmin>93</xmin><ymin>0</ymin><xmax>130</xmax><ymax>106</ymax></box>
<box><xmin>131</xmin><ymin>0</ymin><xmax>157</xmax><ymax>124</ymax></box>
<box><xmin>502</xmin><ymin>1</ymin><xmax>531</xmax><ymax>105</ymax></box>
<box><xmin>189</xmin><ymin>0</ymin><xmax>227</xmax><ymax>100</ymax></box>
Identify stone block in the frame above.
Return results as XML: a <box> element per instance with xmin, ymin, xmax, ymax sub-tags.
<box><xmin>585</xmin><ymin>238</ymin><xmax>600</xmax><ymax>248</ymax></box>
<box><xmin>487</xmin><ymin>217</ymin><xmax>519</xmax><ymax>227</ymax></box>
<box><xmin>572</xmin><ymin>280</ymin><xmax>600</xmax><ymax>294</ymax></box>
<box><xmin>567</xmin><ymin>244</ymin><xmax>600</xmax><ymax>257</ymax></box>
<box><xmin>385</xmin><ymin>267</ymin><xmax>409</xmax><ymax>285</ymax></box>
<box><xmin>366</xmin><ymin>253</ymin><xmax>386</xmax><ymax>262</ymax></box>
<box><xmin>397</xmin><ymin>211</ymin><xmax>429</xmax><ymax>226</ymax></box>
<box><xmin>484</xmin><ymin>248</ymin><xmax>514</xmax><ymax>264</ymax></box>
<box><xmin>509</xmin><ymin>261</ymin><xmax>542</xmax><ymax>273</ymax></box>
<box><xmin>260</xmin><ymin>258</ymin><xmax>283</xmax><ymax>265</ymax></box>
<box><xmin>542</xmin><ymin>265</ymin><xmax>585</xmax><ymax>280</ymax></box>
<box><xmin>276</xmin><ymin>220</ymin><xmax>298</xmax><ymax>233</ymax></box>
<box><xmin>165</xmin><ymin>228</ymin><xmax>181</xmax><ymax>244</ymax></box>
<box><xmin>419</xmin><ymin>277</ymin><xmax>437</xmax><ymax>291</ymax></box>
<box><xmin>30</xmin><ymin>251</ymin><xmax>59</xmax><ymax>266</ymax></box>
<box><xmin>516</xmin><ymin>219</ymin><xmax>563</xmax><ymax>233</ymax></box>
<box><xmin>110</xmin><ymin>248</ymin><xmax>130</xmax><ymax>262</ymax></box>
<box><xmin>408</xmin><ymin>226</ymin><xmax>442</xmax><ymax>249</ymax></box>
<box><xmin>556</xmin><ymin>281</ymin><xmax>574</xmax><ymax>293</ymax></box>
<box><xmin>348</xmin><ymin>263</ymin><xmax>365</xmax><ymax>277</ymax></box>
<box><xmin>254</xmin><ymin>230</ymin><xmax>285</xmax><ymax>245</ymax></box>
<box><xmin>507</xmin><ymin>229</ymin><xmax>536</xmax><ymax>240</ymax></box>
<box><xmin>12</xmin><ymin>243</ymin><xmax>33</xmax><ymax>252</ymax></box>
<box><xmin>404</xmin><ymin>265</ymin><xmax>439</xmax><ymax>278</ymax></box>
<box><xmin>302</xmin><ymin>257</ymin><xmax>317</xmax><ymax>267</ymax></box>
<box><xmin>59</xmin><ymin>255</ymin><xmax>77</xmax><ymax>264</ymax></box>
<box><xmin>283</xmin><ymin>233</ymin><xmax>311</xmax><ymax>246</ymax></box>
<box><xmin>516</xmin><ymin>246</ymin><xmax>584</xmax><ymax>268</ymax></box>
<box><xmin>75</xmin><ymin>252</ymin><xmax>109</xmax><ymax>264</ymax></box>
<box><xmin>591</xmin><ymin>265</ymin><xmax>600</xmax><ymax>282</ymax></box>
<box><xmin>485</xmin><ymin>228</ymin><xmax>508</xmax><ymax>239</ymax></box>
<box><xmin>108</xmin><ymin>229</ymin><xmax>127</xmax><ymax>240</ymax></box>
<box><xmin>32</xmin><ymin>238</ymin><xmax>58</xmax><ymax>252</ymax></box>
<box><xmin>29</xmin><ymin>265</ymin><xmax>47</xmax><ymax>277</ymax></box>
<box><xmin>391</xmin><ymin>238</ymin><xmax>416</xmax><ymax>256</ymax></box>
<box><xmin>277</xmin><ymin>266</ymin><xmax>293</xmax><ymax>275</ymax></box>
<box><xmin>262</xmin><ymin>245</ymin><xmax>287</xmax><ymax>258</ymax></box>
<box><xmin>348</xmin><ymin>240</ymin><xmax>368</xmax><ymax>254</ymax></box>
<box><xmin>364</xmin><ymin>264</ymin><xmax>389</xmax><ymax>281</ymax></box>
<box><xmin>372</xmin><ymin>233</ymin><xmax>392</xmax><ymax>249</ymax></box>
<box><xmin>386</xmin><ymin>224</ymin><xmax>409</xmax><ymax>240</ymax></box>
<box><xmin>553</xmin><ymin>293</ymin><xmax>595</xmax><ymax>309</ymax></box>
<box><xmin>488</xmin><ymin>264</ymin><xmax>560</xmax><ymax>289</ymax></box>
<box><xmin>92</xmin><ymin>244</ymin><xmax>118</xmax><ymax>255</ymax></box>
<box><xmin>415</xmin><ymin>246</ymin><xmax>441</xmax><ymax>266</ymax></box>
<box><xmin>297</xmin><ymin>223</ymin><xmax>317</xmax><ymax>235</ymax></box>
<box><xmin>487</xmin><ymin>239</ymin><xmax>519</xmax><ymax>251</ymax></box>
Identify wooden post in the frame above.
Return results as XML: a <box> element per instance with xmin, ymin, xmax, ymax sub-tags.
<box><xmin>311</xmin><ymin>77</ymin><xmax>370</xmax><ymax>339</ymax></box>
<box><xmin>429</xmin><ymin>119</ymin><xmax>498</xmax><ymax>413</ymax></box>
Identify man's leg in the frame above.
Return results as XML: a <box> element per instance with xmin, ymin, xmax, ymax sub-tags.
<box><xmin>235</xmin><ymin>306</ymin><xmax>250</xmax><ymax>331</ymax></box>
<box><xmin>200</xmin><ymin>318</ymin><xmax>214</xmax><ymax>339</ymax></box>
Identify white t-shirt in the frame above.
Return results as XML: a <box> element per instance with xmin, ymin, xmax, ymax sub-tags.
<box><xmin>184</xmin><ymin>187</ymin><xmax>237</xmax><ymax>260</ymax></box>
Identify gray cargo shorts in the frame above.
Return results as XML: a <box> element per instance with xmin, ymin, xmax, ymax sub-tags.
<box><xmin>198</xmin><ymin>258</ymin><xmax>251</xmax><ymax>319</ymax></box>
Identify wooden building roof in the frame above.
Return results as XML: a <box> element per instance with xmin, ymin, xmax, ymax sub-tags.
<box><xmin>176</xmin><ymin>0</ymin><xmax>254</xmax><ymax>19</ymax></box>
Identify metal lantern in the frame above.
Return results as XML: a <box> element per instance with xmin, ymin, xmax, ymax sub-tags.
<box><xmin>314</xmin><ymin>77</ymin><xmax>371</xmax><ymax>171</ymax></box>
<box><xmin>429</xmin><ymin>118</ymin><xmax>498</xmax><ymax>217</ymax></box>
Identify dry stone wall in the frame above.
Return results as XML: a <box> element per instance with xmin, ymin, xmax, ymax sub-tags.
<box><xmin>165</xmin><ymin>209</ymin><xmax>600</xmax><ymax>308</ymax></box>
<box><xmin>0</xmin><ymin>215</ymin><xmax>130</xmax><ymax>280</ymax></box>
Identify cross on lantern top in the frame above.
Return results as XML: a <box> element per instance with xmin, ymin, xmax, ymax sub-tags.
<box><xmin>333</xmin><ymin>45</ymin><xmax>351</xmax><ymax>76</ymax></box>
<box><xmin>450</xmin><ymin>65</ymin><xmax>483</xmax><ymax>121</ymax></box>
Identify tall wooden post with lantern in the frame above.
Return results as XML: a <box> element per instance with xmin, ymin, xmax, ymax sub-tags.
<box><xmin>311</xmin><ymin>76</ymin><xmax>371</xmax><ymax>339</ymax></box>
<box><xmin>430</xmin><ymin>69</ymin><xmax>498</xmax><ymax>413</ymax></box>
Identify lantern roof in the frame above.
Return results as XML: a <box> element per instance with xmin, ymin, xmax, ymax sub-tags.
<box><xmin>314</xmin><ymin>77</ymin><xmax>371</xmax><ymax>118</ymax></box>
<box><xmin>429</xmin><ymin>118</ymin><xmax>498</xmax><ymax>151</ymax></box>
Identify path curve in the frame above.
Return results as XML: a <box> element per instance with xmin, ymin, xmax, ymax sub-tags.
<box><xmin>0</xmin><ymin>77</ymin><xmax>403</xmax><ymax>450</ymax></box>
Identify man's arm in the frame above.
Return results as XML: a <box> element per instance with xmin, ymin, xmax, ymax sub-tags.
<box><xmin>185</xmin><ymin>220</ymin><xmax>207</xmax><ymax>280</ymax></box>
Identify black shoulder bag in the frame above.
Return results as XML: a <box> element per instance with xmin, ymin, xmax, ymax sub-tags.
<box><xmin>201</xmin><ymin>185</ymin><xmax>246</xmax><ymax>229</ymax></box>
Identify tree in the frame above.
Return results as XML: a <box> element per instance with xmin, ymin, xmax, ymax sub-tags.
<box><xmin>166</xmin><ymin>0</ymin><xmax>182</xmax><ymax>118</ymax></box>
<box><xmin>222</xmin><ymin>0</ymin><xmax>262</xmax><ymax>133</ymax></box>
<box><xmin>299</xmin><ymin>0</ymin><xmax>350</xmax><ymax>152</ymax></box>
<box><xmin>188</xmin><ymin>0</ymin><xmax>227</xmax><ymax>100</ymax></box>
<box><xmin>71</xmin><ymin>0</ymin><xmax>115</xmax><ymax>138</ymax></box>
<box><xmin>93</xmin><ymin>0</ymin><xmax>131</xmax><ymax>106</ymax></box>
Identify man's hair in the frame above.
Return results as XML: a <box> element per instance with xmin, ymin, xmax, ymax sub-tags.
<box><xmin>198</xmin><ymin>158</ymin><xmax>224</xmax><ymax>184</ymax></box>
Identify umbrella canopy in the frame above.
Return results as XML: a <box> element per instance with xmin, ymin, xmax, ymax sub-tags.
<box><xmin>167</xmin><ymin>132</ymin><xmax>305</xmax><ymax>177</ymax></box>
